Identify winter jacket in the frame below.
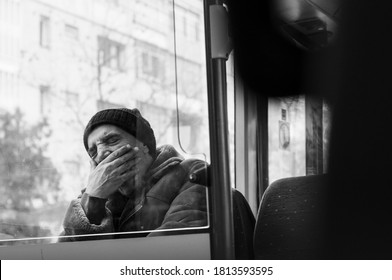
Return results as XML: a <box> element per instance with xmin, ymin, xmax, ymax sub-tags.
<box><xmin>60</xmin><ymin>145</ymin><xmax>208</xmax><ymax>240</ymax></box>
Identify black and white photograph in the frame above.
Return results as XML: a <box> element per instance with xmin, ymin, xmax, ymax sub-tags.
<box><xmin>1</xmin><ymin>0</ymin><xmax>392</xmax><ymax>272</ymax></box>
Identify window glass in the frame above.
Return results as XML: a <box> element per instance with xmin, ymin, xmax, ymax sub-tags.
<box><xmin>268</xmin><ymin>96</ymin><xmax>306</xmax><ymax>184</ymax></box>
<box><xmin>322</xmin><ymin>100</ymin><xmax>331</xmax><ymax>173</ymax></box>
<box><xmin>268</xmin><ymin>95</ymin><xmax>330</xmax><ymax>184</ymax></box>
<box><xmin>172</xmin><ymin>0</ymin><xmax>209</xmax><ymax>161</ymax></box>
<box><xmin>64</xmin><ymin>24</ymin><xmax>79</xmax><ymax>40</ymax></box>
<box><xmin>226</xmin><ymin>53</ymin><xmax>235</xmax><ymax>188</ymax></box>
<box><xmin>0</xmin><ymin>0</ymin><xmax>209</xmax><ymax>245</ymax></box>
<box><xmin>39</xmin><ymin>15</ymin><xmax>50</xmax><ymax>48</ymax></box>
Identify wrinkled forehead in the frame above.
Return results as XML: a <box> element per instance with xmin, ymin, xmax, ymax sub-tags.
<box><xmin>87</xmin><ymin>124</ymin><xmax>138</xmax><ymax>149</ymax></box>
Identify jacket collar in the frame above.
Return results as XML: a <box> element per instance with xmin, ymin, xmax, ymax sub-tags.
<box><xmin>146</xmin><ymin>145</ymin><xmax>184</xmax><ymax>185</ymax></box>
<box><xmin>116</xmin><ymin>145</ymin><xmax>184</xmax><ymax>229</ymax></box>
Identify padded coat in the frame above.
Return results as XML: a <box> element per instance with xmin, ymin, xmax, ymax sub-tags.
<box><xmin>60</xmin><ymin>145</ymin><xmax>208</xmax><ymax>240</ymax></box>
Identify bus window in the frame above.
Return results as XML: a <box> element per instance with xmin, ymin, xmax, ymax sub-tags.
<box><xmin>268</xmin><ymin>96</ymin><xmax>306</xmax><ymax>183</ymax></box>
<box><xmin>0</xmin><ymin>0</ymin><xmax>209</xmax><ymax>247</ymax></box>
<box><xmin>226</xmin><ymin>52</ymin><xmax>235</xmax><ymax>188</ymax></box>
<box><xmin>234</xmin><ymin>89</ymin><xmax>331</xmax><ymax>215</ymax></box>
<box><xmin>167</xmin><ymin>0</ymin><xmax>209</xmax><ymax>162</ymax></box>
<box><xmin>268</xmin><ymin>95</ymin><xmax>330</xmax><ymax>184</ymax></box>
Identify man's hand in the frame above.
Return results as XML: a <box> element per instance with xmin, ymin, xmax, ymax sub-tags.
<box><xmin>85</xmin><ymin>145</ymin><xmax>140</xmax><ymax>199</ymax></box>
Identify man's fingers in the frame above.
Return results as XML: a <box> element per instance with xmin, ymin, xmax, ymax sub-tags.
<box><xmin>101</xmin><ymin>144</ymin><xmax>133</xmax><ymax>164</ymax></box>
<box><xmin>114</xmin><ymin>157</ymin><xmax>141</xmax><ymax>175</ymax></box>
<box><xmin>110</xmin><ymin>147</ymin><xmax>140</xmax><ymax>168</ymax></box>
<box><xmin>111</xmin><ymin>156</ymin><xmax>140</xmax><ymax>174</ymax></box>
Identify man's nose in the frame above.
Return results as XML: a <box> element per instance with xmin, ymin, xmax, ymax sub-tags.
<box><xmin>96</xmin><ymin>148</ymin><xmax>111</xmax><ymax>164</ymax></box>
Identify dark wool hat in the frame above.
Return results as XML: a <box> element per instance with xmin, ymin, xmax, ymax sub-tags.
<box><xmin>83</xmin><ymin>108</ymin><xmax>156</xmax><ymax>158</ymax></box>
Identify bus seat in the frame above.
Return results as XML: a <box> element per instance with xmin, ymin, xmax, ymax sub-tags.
<box><xmin>232</xmin><ymin>188</ymin><xmax>255</xmax><ymax>259</ymax></box>
<box><xmin>253</xmin><ymin>174</ymin><xmax>328</xmax><ymax>259</ymax></box>
<box><xmin>189</xmin><ymin>164</ymin><xmax>255</xmax><ymax>259</ymax></box>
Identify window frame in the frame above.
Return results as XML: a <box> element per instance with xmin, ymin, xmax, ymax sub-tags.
<box><xmin>39</xmin><ymin>15</ymin><xmax>50</xmax><ymax>49</ymax></box>
<box><xmin>97</xmin><ymin>36</ymin><xmax>125</xmax><ymax>71</ymax></box>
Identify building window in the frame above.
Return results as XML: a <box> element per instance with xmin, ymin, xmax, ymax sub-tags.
<box><xmin>281</xmin><ymin>108</ymin><xmax>287</xmax><ymax>121</ymax></box>
<box><xmin>139</xmin><ymin>51</ymin><xmax>164</xmax><ymax>81</ymax></box>
<box><xmin>40</xmin><ymin>85</ymin><xmax>51</xmax><ymax>115</ymax></box>
<box><xmin>97</xmin><ymin>36</ymin><xmax>125</xmax><ymax>71</ymax></box>
<box><xmin>64</xmin><ymin>24</ymin><xmax>79</xmax><ymax>40</ymax></box>
<box><xmin>39</xmin><ymin>16</ymin><xmax>50</xmax><ymax>48</ymax></box>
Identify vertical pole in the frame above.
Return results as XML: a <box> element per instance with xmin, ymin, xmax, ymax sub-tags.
<box><xmin>203</xmin><ymin>0</ymin><xmax>235</xmax><ymax>259</ymax></box>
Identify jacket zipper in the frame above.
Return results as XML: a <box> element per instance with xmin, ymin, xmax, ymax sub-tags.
<box><xmin>119</xmin><ymin>199</ymin><xmax>144</xmax><ymax>230</ymax></box>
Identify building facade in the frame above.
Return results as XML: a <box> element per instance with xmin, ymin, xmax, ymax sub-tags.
<box><xmin>0</xmin><ymin>0</ymin><xmax>209</xmax><ymax>238</ymax></box>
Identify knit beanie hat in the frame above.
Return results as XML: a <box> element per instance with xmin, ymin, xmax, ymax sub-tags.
<box><xmin>83</xmin><ymin>108</ymin><xmax>156</xmax><ymax>158</ymax></box>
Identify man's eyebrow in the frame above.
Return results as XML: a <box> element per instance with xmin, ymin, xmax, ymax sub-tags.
<box><xmin>100</xmin><ymin>132</ymin><xmax>122</xmax><ymax>141</ymax></box>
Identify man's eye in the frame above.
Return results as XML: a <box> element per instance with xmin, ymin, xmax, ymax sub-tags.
<box><xmin>88</xmin><ymin>150</ymin><xmax>97</xmax><ymax>158</ymax></box>
<box><xmin>107</xmin><ymin>137</ymin><xmax>119</xmax><ymax>144</ymax></box>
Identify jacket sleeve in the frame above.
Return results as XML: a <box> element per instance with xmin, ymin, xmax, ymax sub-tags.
<box><xmin>150</xmin><ymin>159</ymin><xmax>208</xmax><ymax>234</ymax></box>
<box><xmin>58</xmin><ymin>195</ymin><xmax>114</xmax><ymax>242</ymax></box>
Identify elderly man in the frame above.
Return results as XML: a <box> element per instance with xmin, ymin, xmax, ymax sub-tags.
<box><xmin>61</xmin><ymin>108</ymin><xmax>208</xmax><ymax>239</ymax></box>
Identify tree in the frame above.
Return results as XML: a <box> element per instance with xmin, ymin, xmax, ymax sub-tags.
<box><xmin>0</xmin><ymin>109</ymin><xmax>61</xmax><ymax>211</ymax></box>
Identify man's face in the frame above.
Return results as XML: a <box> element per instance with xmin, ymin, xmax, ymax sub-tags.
<box><xmin>87</xmin><ymin>124</ymin><xmax>153</xmax><ymax>197</ymax></box>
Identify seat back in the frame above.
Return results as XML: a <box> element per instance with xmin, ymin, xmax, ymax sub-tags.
<box><xmin>232</xmin><ymin>188</ymin><xmax>255</xmax><ymax>259</ymax></box>
<box><xmin>189</xmin><ymin>164</ymin><xmax>256</xmax><ymax>259</ymax></box>
<box><xmin>254</xmin><ymin>174</ymin><xmax>328</xmax><ymax>259</ymax></box>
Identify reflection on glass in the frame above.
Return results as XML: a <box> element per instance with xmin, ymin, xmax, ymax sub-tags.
<box><xmin>268</xmin><ymin>96</ymin><xmax>306</xmax><ymax>184</ymax></box>
<box><xmin>322</xmin><ymin>100</ymin><xmax>331</xmax><ymax>173</ymax></box>
<box><xmin>226</xmin><ymin>53</ymin><xmax>235</xmax><ymax>188</ymax></box>
<box><xmin>0</xmin><ymin>0</ymin><xmax>209</xmax><ymax>245</ymax></box>
<box><xmin>268</xmin><ymin>95</ymin><xmax>330</xmax><ymax>184</ymax></box>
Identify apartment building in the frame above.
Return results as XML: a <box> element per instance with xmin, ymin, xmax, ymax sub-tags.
<box><xmin>0</xmin><ymin>0</ymin><xmax>209</xmax><ymax>237</ymax></box>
